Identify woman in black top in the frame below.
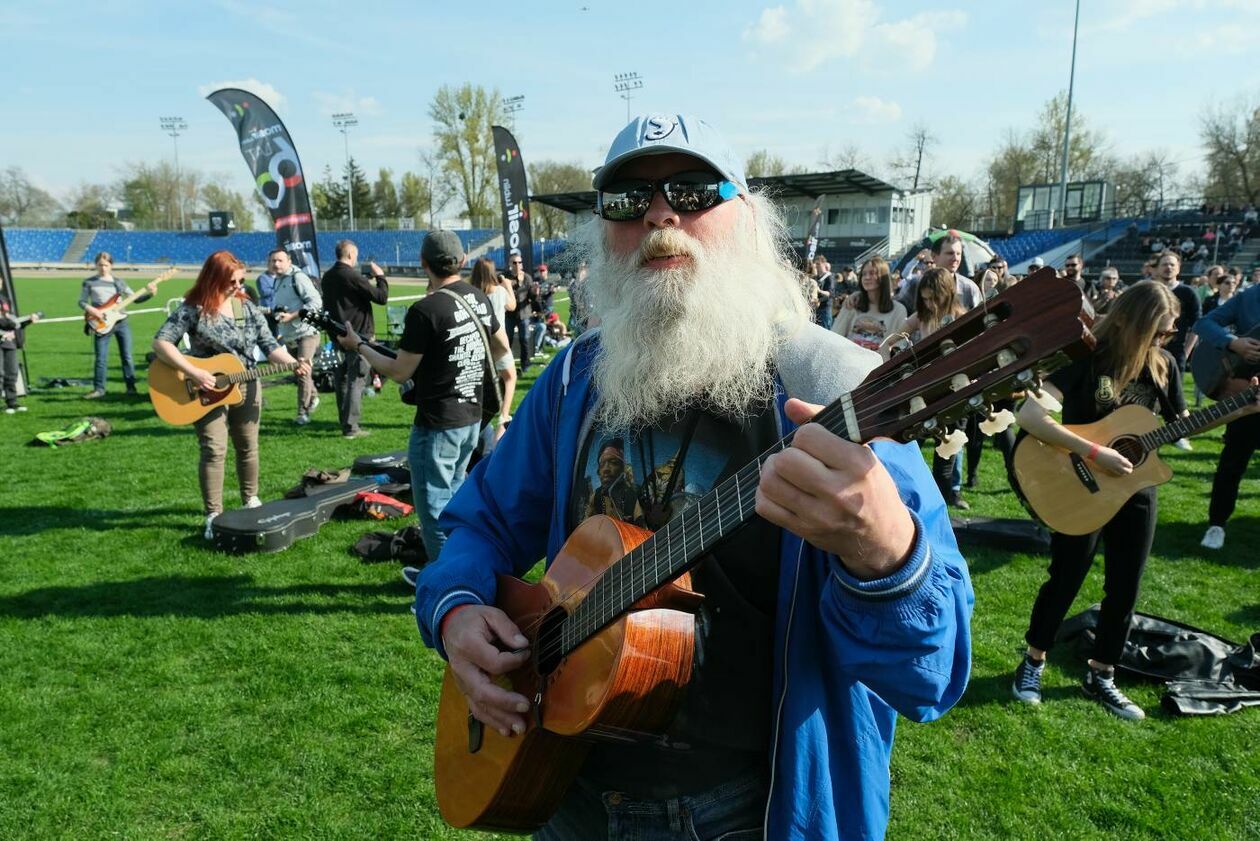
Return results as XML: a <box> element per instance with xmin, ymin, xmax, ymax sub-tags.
<box><xmin>1011</xmin><ymin>282</ymin><xmax>1185</xmax><ymax>720</ymax></box>
<box><xmin>153</xmin><ymin>251</ymin><xmax>309</xmax><ymax>539</ymax></box>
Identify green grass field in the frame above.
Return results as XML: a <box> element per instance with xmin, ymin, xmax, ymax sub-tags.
<box><xmin>1</xmin><ymin>275</ymin><xmax>1256</xmax><ymax>840</ymax></box>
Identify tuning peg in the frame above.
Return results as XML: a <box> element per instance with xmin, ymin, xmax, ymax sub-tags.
<box><xmin>979</xmin><ymin>409</ymin><xmax>1016</xmax><ymax>436</ymax></box>
<box><xmin>1028</xmin><ymin>386</ymin><xmax>1062</xmax><ymax>413</ymax></box>
<box><xmin>935</xmin><ymin>428</ymin><xmax>968</xmax><ymax>458</ymax></box>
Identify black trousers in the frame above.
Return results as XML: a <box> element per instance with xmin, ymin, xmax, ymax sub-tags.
<box><xmin>506</xmin><ymin>313</ymin><xmax>532</xmax><ymax>370</ymax></box>
<box><xmin>1208</xmin><ymin>411</ymin><xmax>1260</xmax><ymax>527</ymax></box>
<box><xmin>1025</xmin><ymin>487</ymin><xmax>1157</xmax><ymax>666</ymax></box>
<box><xmin>965</xmin><ymin>401</ymin><xmax>1017</xmax><ymax>481</ymax></box>
<box><xmin>1</xmin><ymin>346</ymin><xmax>19</xmax><ymax>408</ymax></box>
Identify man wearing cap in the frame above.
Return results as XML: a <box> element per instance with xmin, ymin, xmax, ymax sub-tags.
<box><xmin>321</xmin><ymin>240</ymin><xmax>389</xmax><ymax>438</ymax></box>
<box><xmin>414</xmin><ymin>115</ymin><xmax>972</xmax><ymax>840</ymax></box>
<box><xmin>336</xmin><ymin>230</ymin><xmax>510</xmax><ymax>560</ymax></box>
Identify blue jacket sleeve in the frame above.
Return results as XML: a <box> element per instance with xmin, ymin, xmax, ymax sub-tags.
<box><xmin>414</xmin><ymin>350</ymin><xmax>564</xmax><ymax>658</ymax></box>
<box><xmin>1193</xmin><ymin>291</ymin><xmax>1244</xmax><ymax>349</ymax></box>
<box><xmin>819</xmin><ymin>440</ymin><xmax>974</xmax><ymax>722</ymax></box>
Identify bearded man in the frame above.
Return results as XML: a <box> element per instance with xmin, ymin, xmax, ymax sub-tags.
<box><xmin>414</xmin><ymin>115</ymin><xmax>973</xmax><ymax>841</ymax></box>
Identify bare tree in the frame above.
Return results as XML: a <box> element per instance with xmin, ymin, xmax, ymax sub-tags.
<box><xmin>889</xmin><ymin>123</ymin><xmax>936</xmax><ymax>190</ymax></box>
<box><xmin>0</xmin><ymin>167</ymin><xmax>63</xmax><ymax>226</ymax></box>
<box><xmin>1199</xmin><ymin>97</ymin><xmax>1260</xmax><ymax>204</ymax></box>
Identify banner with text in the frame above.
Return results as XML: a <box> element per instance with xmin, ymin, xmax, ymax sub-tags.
<box><xmin>492</xmin><ymin>125</ymin><xmax>534</xmax><ymax>277</ymax></box>
<box><xmin>206</xmin><ymin>88</ymin><xmax>320</xmax><ymax>279</ymax></box>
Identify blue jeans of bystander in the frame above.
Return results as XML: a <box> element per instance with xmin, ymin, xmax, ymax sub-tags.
<box><xmin>408</xmin><ymin>421</ymin><xmax>480</xmax><ymax>561</ymax></box>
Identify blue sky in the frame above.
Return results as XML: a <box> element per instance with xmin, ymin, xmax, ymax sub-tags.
<box><xmin>3</xmin><ymin>0</ymin><xmax>1258</xmax><ymax>214</ymax></box>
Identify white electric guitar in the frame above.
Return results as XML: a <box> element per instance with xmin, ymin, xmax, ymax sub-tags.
<box><xmin>84</xmin><ymin>268</ymin><xmax>178</xmax><ymax>336</ymax></box>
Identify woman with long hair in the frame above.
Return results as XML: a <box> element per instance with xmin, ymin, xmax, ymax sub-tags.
<box><xmin>831</xmin><ymin>256</ymin><xmax>907</xmax><ymax>352</ymax></box>
<box><xmin>1011</xmin><ymin>282</ymin><xmax>1192</xmax><ymax>720</ymax></box>
<box><xmin>152</xmin><ymin>251</ymin><xmax>310</xmax><ymax>538</ymax></box>
<box><xmin>471</xmin><ymin>258</ymin><xmax>518</xmax><ymax>441</ymax></box>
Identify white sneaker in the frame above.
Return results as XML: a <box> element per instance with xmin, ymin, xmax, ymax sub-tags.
<box><xmin>1173</xmin><ymin>437</ymin><xmax>1193</xmax><ymax>451</ymax></box>
<box><xmin>309</xmin><ymin>396</ymin><xmax>320</xmax><ymax>412</ymax></box>
<box><xmin>3</xmin><ymin>408</ymin><xmax>13</xmax><ymax>415</ymax></box>
<box><xmin>1201</xmin><ymin>525</ymin><xmax>1225</xmax><ymax>550</ymax></box>
<box><xmin>294</xmin><ymin>412</ymin><xmax>309</xmax><ymax>426</ymax></box>
<box><xmin>15</xmin><ymin>406</ymin><xmax>26</xmax><ymax>412</ymax></box>
<box><xmin>244</xmin><ymin>496</ymin><xmax>262</xmax><ymax>509</ymax></box>
<box><xmin>204</xmin><ymin>512</ymin><xmax>219</xmax><ymax>540</ymax></box>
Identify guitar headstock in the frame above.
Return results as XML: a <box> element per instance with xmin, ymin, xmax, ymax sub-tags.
<box><xmin>298</xmin><ymin>307</ymin><xmax>345</xmax><ymax>337</ymax></box>
<box><xmin>838</xmin><ymin>269</ymin><xmax>1094</xmax><ymax>445</ymax></box>
<box><xmin>152</xmin><ymin>268</ymin><xmax>179</xmax><ymax>285</ymax></box>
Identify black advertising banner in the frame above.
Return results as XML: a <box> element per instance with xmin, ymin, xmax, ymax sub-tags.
<box><xmin>205</xmin><ymin>88</ymin><xmax>320</xmax><ymax>279</ymax></box>
<box><xmin>492</xmin><ymin>126</ymin><xmax>534</xmax><ymax>276</ymax></box>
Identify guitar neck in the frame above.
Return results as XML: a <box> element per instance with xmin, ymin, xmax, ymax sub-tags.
<box><xmin>222</xmin><ymin>360</ymin><xmax>298</xmax><ymax>385</ymax></box>
<box><xmin>1141</xmin><ymin>386</ymin><xmax>1258</xmax><ymax>451</ymax></box>
<box><xmin>565</xmin><ymin>403</ymin><xmax>855</xmax><ymax>649</ymax></box>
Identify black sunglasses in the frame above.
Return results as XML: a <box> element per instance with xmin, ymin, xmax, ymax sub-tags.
<box><xmin>597</xmin><ymin>171</ymin><xmax>739</xmax><ymax>221</ymax></box>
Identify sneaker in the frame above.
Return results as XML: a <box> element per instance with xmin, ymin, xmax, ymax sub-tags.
<box><xmin>343</xmin><ymin>429</ymin><xmax>371</xmax><ymax>439</ymax></box>
<box><xmin>15</xmin><ymin>405</ymin><xmax>26</xmax><ymax>412</ymax></box>
<box><xmin>294</xmin><ymin>412</ymin><xmax>309</xmax><ymax>426</ymax></box>
<box><xmin>1173</xmin><ymin>437</ymin><xmax>1193</xmax><ymax>451</ymax></box>
<box><xmin>401</xmin><ymin>566</ymin><xmax>421</xmax><ymax>589</ymax></box>
<box><xmin>3</xmin><ymin>408</ymin><xmax>13</xmax><ymax>415</ymax></box>
<box><xmin>83</xmin><ymin>389</ymin><xmax>105</xmax><ymax>400</ymax></box>
<box><xmin>948</xmin><ymin>492</ymin><xmax>970</xmax><ymax>511</ymax></box>
<box><xmin>125</xmin><ymin>383</ymin><xmax>139</xmax><ymax>395</ymax></box>
<box><xmin>1200</xmin><ymin>525</ymin><xmax>1225</xmax><ymax>550</ymax></box>
<box><xmin>1012</xmin><ymin>654</ymin><xmax>1045</xmax><ymax>704</ymax></box>
<box><xmin>204</xmin><ymin>512</ymin><xmax>219</xmax><ymax>541</ymax></box>
<box><xmin>965</xmin><ymin>474</ymin><xmax>978</xmax><ymax>490</ymax></box>
<box><xmin>1081</xmin><ymin>668</ymin><xmax>1145</xmax><ymax>721</ymax></box>
<box><xmin>244</xmin><ymin>496</ymin><xmax>262</xmax><ymax>509</ymax></box>
<box><xmin>309</xmin><ymin>396</ymin><xmax>320</xmax><ymax>412</ymax></box>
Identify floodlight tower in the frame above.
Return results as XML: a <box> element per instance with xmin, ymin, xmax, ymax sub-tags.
<box><xmin>613</xmin><ymin>73</ymin><xmax>643</xmax><ymax>123</ymax></box>
<box><xmin>160</xmin><ymin>116</ymin><xmax>188</xmax><ymax>231</ymax></box>
<box><xmin>332</xmin><ymin>112</ymin><xmax>359</xmax><ymax>231</ymax></box>
<box><xmin>504</xmin><ymin>95</ymin><xmax>525</xmax><ymax>132</ymax></box>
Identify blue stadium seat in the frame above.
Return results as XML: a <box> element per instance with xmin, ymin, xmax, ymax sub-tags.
<box><xmin>5</xmin><ymin>228</ymin><xmax>76</xmax><ymax>261</ymax></box>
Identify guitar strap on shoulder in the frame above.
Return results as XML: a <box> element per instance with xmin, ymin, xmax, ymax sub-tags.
<box><xmin>230</xmin><ymin>296</ymin><xmax>245</xmax><ymax>329</ymax></box>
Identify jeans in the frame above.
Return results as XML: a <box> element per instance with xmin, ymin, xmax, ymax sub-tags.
<box><xmin>1025</xmin><ymin>487</ymin><xmax>1157</xmax><ymax>665</ymax></box>
<box><xmin>333</xmin><ymin>348</ymin><xmax>370</xmax><ymax>434</ymax></box>
<box><xmin>530</xmin><ymin>317</ymin><xmax>547</xmax><ymax>355</ymax></box>
<box><xmin>408</xmin><ymin>421</ymin><xmax>480</xmax><ymax>561</ymax></box>
<box><xmin>816</xmin><ymin>304</ymin><xmax>833</xmax><ymax>330</ymax></box>
<box><xmin>535</xmin><ymin>771</ymin><xmax>767</xmax><ymax>841</ymax></box>
<box><xmin>93</xmin><ymin>318</ymin><xmax>136</xmax><ymax>391</ymax></box>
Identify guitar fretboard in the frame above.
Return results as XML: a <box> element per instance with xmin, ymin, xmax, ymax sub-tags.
<box><xmin>560</xmin><ymin>396</ymin><xmax>857</xmax><ymax>656</ymax></box>
<box><xmin>1136</xmin><ymin>386</ymin><xmax>1257</xmax><ymax>453</ymax></box>
<box><xmin>223</xmin><ymin>361</ymin><xmax>298</xmax><ymax>385</ymax></box>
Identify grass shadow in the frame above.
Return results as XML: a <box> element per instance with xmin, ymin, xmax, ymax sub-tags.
<box><xmin>1151</xmin><ymin>517</ymin><xmax>1260</xmax><ymax>568</ymax></box>
<box><xmin>0</xmin><ymin>505</ymin><xmax>193</xmax><ymax>536</ymax></box>
<box><xmin>0</xmin><ymin>574</ymin><xmax>411</xmax><ymax>619</ymax></box>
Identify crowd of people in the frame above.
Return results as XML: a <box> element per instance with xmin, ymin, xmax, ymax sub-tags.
<box><xmin>6</xmin><ymin>111</ymin><xmax>1257</xmax><ymax>841</ymax></box>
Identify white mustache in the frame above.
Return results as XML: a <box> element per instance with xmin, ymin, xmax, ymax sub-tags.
<box><xmin>637</xmin><ymin>228</ymin><xmax>699</xmax><ymax>263</ymax></box>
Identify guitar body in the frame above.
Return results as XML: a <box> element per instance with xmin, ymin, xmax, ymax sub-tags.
<box><xmin>434</xmin><ymin>515</ymin><xmax>702</xmax><ymax>831</ymax></box>
<box><xmin>85</xmin><ymin>294</ymin><xmax>127</xmax><ymax>336</ymax></box>
<box><xmin>1191</xmin><ymin>323</ymin><xmax>1260</xmax><ymax>399</ymax></box>
<box><xmin>148</xmin><ymin>353</ymin><xmax>245</xmax><ymax>425</ymax></box>
<box><xmin>1011</xmin><ymin>404</ymin><xmax>1173</xmax><ymax>536</ymax></box>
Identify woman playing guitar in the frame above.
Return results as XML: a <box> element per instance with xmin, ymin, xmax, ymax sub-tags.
<box><xmin>151</xmin><ymin>251</ymin><xmax>310</xmax><ymax>539</ymax></box>
<box><xmin>1012</xmin><ymin>281</ymin><xmax>1188</xmax><ymax>721</ymax></box>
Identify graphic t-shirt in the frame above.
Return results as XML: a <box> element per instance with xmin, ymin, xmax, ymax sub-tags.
<box><xmin>1048</xmin><ymin>345</ymin><xmax>1185</xmax><ymax>426</ymax></box>
<box><xmin>398</xmin><ymin>281</ymin><xmax>500</xmax><ymax>430</ymax></box>
<box><xmin>568</xmin><ymin>402</ymin><xmax>781</xmax><ymax>798</ymax></box>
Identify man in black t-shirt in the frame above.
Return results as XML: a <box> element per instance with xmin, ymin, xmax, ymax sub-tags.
<box><xmin>336</xmin><ymin>230</ymin><xmax>510</xmax><ymax>560</ymax></box>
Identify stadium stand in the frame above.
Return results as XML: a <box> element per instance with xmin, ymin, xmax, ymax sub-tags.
<box><xmin>1089</xmin><ymin>212</ymin><xmax>1253</xmax><ymax>279</ymax></box>
<box><xmin>482</xmin><ymin>240</ymin><xmax>571</xmax><ymax>270</ymax></box>
<box><xmin>986</xmin><ymin>226</ymin><xmax>1089</xmax><ymax>266</ymax></box>
<box><xmin>6</xmin><ymin>228</ymin><xmax>77</xmax><ymax>262</ymax></box>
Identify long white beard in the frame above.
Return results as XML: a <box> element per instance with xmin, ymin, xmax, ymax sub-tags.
<box><xmin>579</xmin><ymin>202</ymin><xmax>810</xmax><ymax>431</ymax></box>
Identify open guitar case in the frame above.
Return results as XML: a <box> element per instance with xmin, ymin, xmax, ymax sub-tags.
<box><xmin>210</xmin><ymin>478</ymin><xmax>379</xmax><ymax>554</ymax></box>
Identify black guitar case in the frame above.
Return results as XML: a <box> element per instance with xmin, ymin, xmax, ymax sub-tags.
<box><xmin>950</xmin><ymin>515</ymin><xmax>1051</xmax><ymax>554</ymax></box>
<box><xmin>210</xmin><ymin>478</ymin><xmax>378</xmax><ymax>554</ymax></box>
<box><xmin>351</xmin><ymin>451</ymin><xmax>409</xmax><ymax>479</ymax></box>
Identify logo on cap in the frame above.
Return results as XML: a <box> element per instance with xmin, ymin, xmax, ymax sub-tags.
<box><xmin>643</xmin><ymin>116</ymin><xmax>677</xmax><ymax>142</ymax></box>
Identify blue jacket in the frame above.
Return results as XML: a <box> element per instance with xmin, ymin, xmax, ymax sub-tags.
<box><xmin>1194</xmin><ymin>282</ymin><xmax>1260</xmax><ymax>346</ymax></box>
<box><xmin>416</xmin><ymin>327</ymin><xmax>974</xmax><ymax>840</ymax></box>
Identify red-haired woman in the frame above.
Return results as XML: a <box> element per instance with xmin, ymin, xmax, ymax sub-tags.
<box><xmin>152</xmin><ymin>251</ymin><xmax>309</xmax><ymax>538</ymax></box>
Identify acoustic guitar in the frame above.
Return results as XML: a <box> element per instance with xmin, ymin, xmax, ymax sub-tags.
<box><xmin>1190</xmin><ymin>323</ymin><xmax>1260</xmax><ymax>400</ymax></box>
<box><xmin>149</xmin><ymin>353</ymin><xmax>300</xmax><ymax>425</ymax></box>
<box><xmin>434</xmin><ymin>271</ymin><xmax>1096</xmax><ymax>831</ymax></box>
<box><xmin>1011</xmin><ymin>383</ymin><xmax>1258</xmax><ymax>535</ymax></box>
<box><xmin>84</xmin><ymin>268</ymin><xmax>178</xmax><ymax>336</ymax></box>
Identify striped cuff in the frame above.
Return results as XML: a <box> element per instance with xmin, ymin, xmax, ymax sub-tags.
<box><xmin>830</xmin><ymin>511</ymin><xmax>932</xmax><ymax>606</ymax></box>
<box><xmin>426</xmin><ymin>589</ymin><xmax>486</xmax><ymax>660</ymax></box>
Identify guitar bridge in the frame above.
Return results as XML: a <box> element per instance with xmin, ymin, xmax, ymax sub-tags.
<box><xmin>1068</xmin><ymin>453</ymin><xmax>1100</xmax><ymax>494</ymax></box>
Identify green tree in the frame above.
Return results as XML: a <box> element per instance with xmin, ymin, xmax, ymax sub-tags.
<box><xmin>63</xmin><ymin>182</ymin><xmax>116</xmax><ymax>229</ymax></box>
<box><xmin>372</xmin><ymin>168</ymin><xmax>401</xmax><ymax>221</ymax></box>
<box><xmin>930</xmin><ymin>175</ymin><xmax>980</xmax><ymax>229</ymax></box>
<box><xmin>429</xmin><ymin>84</ymin><xmax>505</xmax><ymax>226</ymax></box>
<box><xmin>115</xmin><ymin>161</ymin><xmax>199</xmax><ymax>230</ymax></box>
<box><xmin>526</xmin><ymin>161</ymin><xmax>590</xmax><ymax>240</ymax></box>
<box><xmin>344</xmin><ymin>157</ymin><xmax>376</xmax><ymax>225</ymax></box>
<box><xmin>200</xmin><ymin>182</ymin><xmax>256</xmax><ymax>232</ymax></box>
<box><xmin>311</xmin><ymin>164</ymin><xmax>346</xmax><ymax>223</ymax></box>
<box><xmin>746</xmin><ymin>149</ymin><xmax>790</xmax><ymax>178</ymax></box>
<box><xmin>1199</xmin><ymin>96</ymin><xmax>1260</xmax><ymax>204</ymax></box>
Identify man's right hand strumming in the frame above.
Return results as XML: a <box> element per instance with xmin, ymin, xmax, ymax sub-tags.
<box><xmin>441</xmin><ymin>604</ymin><xmax>533</xmax><ymax>737</ymax></box>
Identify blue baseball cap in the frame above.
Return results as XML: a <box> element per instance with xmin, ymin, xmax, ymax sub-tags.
<box><xmin>593</xmin><ymin>114</ymin><xmax>747</xmax><ymax>190</ymax></box>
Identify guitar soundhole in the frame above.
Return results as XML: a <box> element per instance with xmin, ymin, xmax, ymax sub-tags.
<box><xmin>1112</xmin><ymin>436</ymin><xmax>1144</xmax><ymax>464</ymax></box>
<box><xmin>535</xmin><ymin>607</ymin><xmax>569</xmax><ymax>677</ymax></box>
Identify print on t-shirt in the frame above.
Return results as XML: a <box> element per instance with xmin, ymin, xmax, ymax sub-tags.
<box><xmin>446</xmin><ymin>293</ymin><xmax>491</xmax><ymax>406</ymax></box>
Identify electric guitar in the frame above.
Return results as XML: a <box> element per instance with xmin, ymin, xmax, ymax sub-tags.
<box><xmin>1190</xmin><ymin>323</ymin><xmax>1260</xmax><ymax>400</ymax></box>
<box><xmin>149</xmin><ymin>353</ymin><xmax>300</xmax><ymax>425</ymax></box>
<box><xmin>297</xmin><ymin>307</ymin><xmax>416</xmax><ymax>404</ymax></box>
<box><xmin>433</xmin><ymin>271</ymin><xmax>1096</xmax><ymax>832</ymax></box>
<box><xmin>1011</xmin><ymin>383</ymin><xmax>1259</xmax><ymax>536</ymax></box>
<box><xmin>0</xmin><ymin>311</ymin><xmax>42</xmax><ymax>344</ymax></box>
<box><xmin>84</xmin><ymin>268</ymin><xmax>178</xmax><ymax>336</ymax></box>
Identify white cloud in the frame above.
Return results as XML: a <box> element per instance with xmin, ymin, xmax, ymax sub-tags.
<box><xmin>853</xmin><ymin>95</ymin><xmax>902</xmax><ymax>123</ymax></box>
<box><xmin>197</xmin><ymin>79</ymin><xmax>285</xmax><ymax>111</ymax></box>
<box><xmin>314</xmin><ymin>90</ymin><xmax>385</xmax><ymax>118</ymax></box>
<box><xmin>742</xmin><ymin>0</ymin><xmax>965</xmax><ymax>74</ymax></box>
